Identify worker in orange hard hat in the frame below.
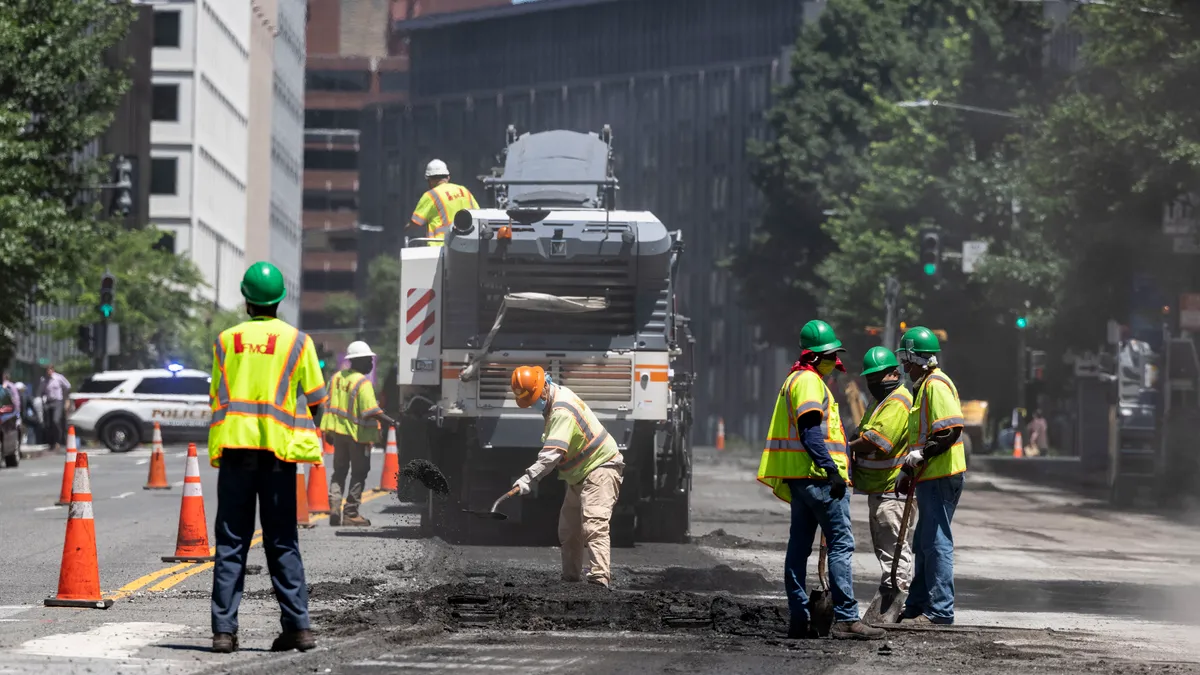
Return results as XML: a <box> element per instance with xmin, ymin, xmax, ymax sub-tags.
<box><xmin>509</xmin><ymin>365</ymin><xmax>625</xmax><ymax>588</ymax></box>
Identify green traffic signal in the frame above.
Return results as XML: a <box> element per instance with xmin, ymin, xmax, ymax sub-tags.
<box><xmin>319</xmin><ymin>360</ymin><xmax>326</xmax><ymax>369</ymax></box>
<box><xmin>1015</xmin><ymin>316</ymin><xmax>1028</xmax><ymax>329</ymax></box>
<box><xmin>923</xmin><ymin>263</ymin><xmax>937</xmax><ymax>276</ymax></box>
<box><xmin>100</xmin><ymin>304</ymin><xmax>113</xmax><ymax>318</ymax></box>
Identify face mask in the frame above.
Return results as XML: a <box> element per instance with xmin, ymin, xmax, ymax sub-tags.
<box><xmin>532</xmin><ymin>397</ymin><xmax>547</xmax><ymax>412</ymax></box>
<box><xmin>816</xmin><ymin>360</ymin><xmax>836</xmax><ymax>377</ymax></box>
<box><xmin>867</xmin><ymin>377</ymin><xmax>900</xmax><ymax>402</ymax></box>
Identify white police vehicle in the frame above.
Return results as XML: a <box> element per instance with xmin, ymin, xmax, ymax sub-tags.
<box><xmin>68</xmin><ymin>366</ymin><xmax>212</xmax><ymax>452</ymax></box>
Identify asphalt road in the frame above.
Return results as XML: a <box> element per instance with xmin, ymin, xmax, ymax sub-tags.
<box><xmin>0</xmin><ymin>444</ymin><xmax>1197</xmax><ymax>674</ymax></box>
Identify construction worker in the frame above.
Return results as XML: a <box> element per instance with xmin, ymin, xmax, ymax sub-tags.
<box><xmin>758</xmin><ymin>320</ymin><xmax>886</xmax><ymax>641</ymax></box>
<box><xmin>509</xmin><ymin>365</ymin><xmax>624</xmax><ymax>588</ymax></box>
<box><xmin>408</xmin><ymin>159</ymin><xmax>478</xmax><ymax>246</ymax></box>
<box><xmin>848</xmin><ymin>346</ymin><xmax>915</xmax><ymax>597</ymax></box>
<box><xmin>321</xmin><ymin>340</ymin><xmax>398</xmax><ymax>527</ymax></box>
<box><xmin>208</xmin><ymin>262</ymin><xmax>327</xmax><ymax>654</ymax></box>
<box><xmin>896</xmin><ymin>326</ymin><xmax>966</xmax><ymax>625</ymax></box>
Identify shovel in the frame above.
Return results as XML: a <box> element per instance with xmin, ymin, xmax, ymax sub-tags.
<box><xmin>808</xmin><ymin>534</ymin><xmax>834</xmax><ymax>637</ymax></box>
<box><xmin>863</xmin><ymin>467</ymin><xmax>923</xmax><ymax>625</ymax></box>
<box><xmin>463</xmin><ymin>486</ymin><xmax>520</xmax><ymax>521</ymax></box>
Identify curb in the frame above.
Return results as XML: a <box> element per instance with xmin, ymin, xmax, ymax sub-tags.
<box><xmin>19</xmin><ymin>445</ymin><xmax>55</xmax><ymax>461</ymax></box>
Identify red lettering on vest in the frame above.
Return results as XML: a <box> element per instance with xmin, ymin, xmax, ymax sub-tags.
<box><xmin>231</xmin><ymin>333</ymin><xmax>278</xmax><ymax>355</ymax></box>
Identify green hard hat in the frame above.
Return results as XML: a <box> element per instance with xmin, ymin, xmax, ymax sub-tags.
<box><xmin>861</xmin><ymin>345</ymin><xmax>900</xmax><ymax>376</ymax></box>
<box><xmin>241</xmin><ymin>261</ymin><xmax>287</xmax><ymax>306</ymax></box>
<box><xmin>799</xmin><ymin>320</ymin><xmax>844</xmax><ymax>354</ymax></box>
<box><xmin>899</xmin><ymin>326</ymin><xmax>941</xmax><ymax>354</ymax></box>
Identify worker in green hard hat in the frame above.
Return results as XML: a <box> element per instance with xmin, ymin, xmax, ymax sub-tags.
<box><xmin>848</xmin><ymin>346</ymin><xmax>915</xmax><ymax>604</ymax></box>
<box><xmin>208</xmin><ymin>262</ymin><xmax>328</xmax><ymax>654</ymax></box>
<box><xmin>758</xmin><ymin>319</ymin><xmax>885</xmax><ymax>641</ymax></box>
<box><xmin>895</xmin><ymin>326</ymin><xmax>966</xmax><ymax>626</ymax></box>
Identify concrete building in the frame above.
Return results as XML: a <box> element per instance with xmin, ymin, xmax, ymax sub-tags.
<box><xmin>149</xmin><ymin>1</ymin><xmax>252</xmax><ymax>311</ymax></box>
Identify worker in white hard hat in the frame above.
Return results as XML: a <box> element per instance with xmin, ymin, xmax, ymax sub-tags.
<box><xmin>408</xmin><ymin>159</ymin><xmax>478</xmax><ymax>248</ymax></box>
<box><xmin>319</xmin><ymin>341</ymin><xmax>398</xmax><ymax>526</ymax></box>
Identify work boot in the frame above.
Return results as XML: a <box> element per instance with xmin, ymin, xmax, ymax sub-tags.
<box><xmin>586</xmin><ymin>578</ymin><xmax>610</xmax><ymax>590</ymax></box>
<box><xmin>270</xmin><ymin>629</ymin><xmax>316</xmax><ymax>652</ymax></box>
<box><xmin>787</xmin><ymin>618</ymin><xmax>815</xmax><ymax>639</ymax></box>
<box><xmin>212</xmin><ymin>633</ymin><xmax>238</xmax><ymax>653</ymax></box>
<box><xmin>831</xmin><ymin>621</ymin><xmax>886</xmax><ymax>641</ymax></box>
<box><xmin>342</xmin><ymin>514</ymin><xmax>371</xmax><ymax>527</ymax></box>
<box><xmin>328</xmin><ymin>510</ymin><xmax>341</xmax><ymax>527</ymax></box>
<box><xmin>899</xmin><ymin>614</ymin><xmax>935</xmax><ymax>626</ymax></box>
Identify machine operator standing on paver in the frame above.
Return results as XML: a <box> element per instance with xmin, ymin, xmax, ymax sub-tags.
<box><xmin>757</xmin><ymin>320</ymin><xmax>886</xmax><ymax>641</ymax></box>
<box><xmin>509</xmin><ymin>365</ymin><xmax>625</xmax><ymax>589</ymax></box>
<box><xmin>208</xmin><ymin>262</ymin><xmax>328</xmax><ymax>654</ymax></box>
<box><xmin>320</xmin><ymin>340</ymin><xmax>398</xmax><ymax>527</ymax></box>
<box><xmin>848</xmin><ymin>346</ymin><xmax>916</xmax><ymax>596</ymax></box>
<box><xmin>896</xmin><ymin>326</ymin><xmax>967</xmax><ymax>626</ymax></box>
<box><xmin>408</xmin><ymin>159</ymin><xmax>479</xmax><ymax>247</ymax></box>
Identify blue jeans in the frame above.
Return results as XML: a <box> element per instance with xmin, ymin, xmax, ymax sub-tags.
<box><xmin>211</xmin><ymin>449</ymin><xmax>310</xmax><ymax>634</ymax></box>
<box><xmin>783</xmin><ymin>479</ymin><xmax>859</xmax><ymax>624</ymax></box>
<box><xmin>904</xmin><ymin>473</ymin><xmax>964</xmax><ymax>624</ymax></box>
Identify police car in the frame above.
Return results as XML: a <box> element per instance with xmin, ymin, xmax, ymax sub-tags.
<box><xmin>68</xmin><ymin>367</ymin><xmax>212</xmax><ymax>452</ymax></box>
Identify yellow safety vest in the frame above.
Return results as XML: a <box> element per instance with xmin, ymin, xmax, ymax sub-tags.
<box><xmin>757</xmin><ymin>369</ymin><xmax>849</xmax><ymax>503</ymax></box>
<box><xmin>909</xmin><ymin>369</ymin><xmax>967</xmax><ymax>482</ymax></box>
<box><xmin>207</xmin><ymin>317</ymin><xmax>328</xmax><ymax>467</ymax></box>
<box><xmin>320</xmin><ymin>370</ymin><xmax>382</xmax><ymax>444</ymax></box>
<box><xmin>409</xmin><ymin>182</ymin><xmax>479</xmax><ymax>247</ymax></box>
<box><xmin>852</xmin><ymin>385</ymin><xmax>912</xmax><ymax>494</ymax></box>
<box><xmin>542</xmin><ymin>385</ymin><xmax>618</xmax><ymax>485</ymax></box>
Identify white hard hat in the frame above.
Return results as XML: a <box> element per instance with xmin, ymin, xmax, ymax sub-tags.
<box><xmin>345</xmin><ymin>341</ymin><xmax>376</xmax><ymax>359</ymax></box>
<box><xmin>425</xmin><ymin>159</ymin><xmax>449</xmax><ymax>178</ymax></box>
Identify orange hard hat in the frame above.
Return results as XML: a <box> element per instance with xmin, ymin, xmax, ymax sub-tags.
<box><xmin>511</xmin><ymin>365</ymin><xmax>546</xmax><ymax>408</ymax></box>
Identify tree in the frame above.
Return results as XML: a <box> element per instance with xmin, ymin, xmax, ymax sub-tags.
<box><xmin>0</xmin><ymin>0</ymin><xmax>134</xmax><ymax>363</ymax></box>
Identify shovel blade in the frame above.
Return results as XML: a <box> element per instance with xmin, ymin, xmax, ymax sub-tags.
<box><xmin>808</xmin><ymin>590</ymin><xmax>834</xmax><ymax>637</ymax></box>
<box><xmin>864</xmin><ymin>588</ymin><xmax>906</xmax><ymax>626</ymax></box>
<box><xmin>462</xmin><ymin>509</ymin><xmax>508</xmax><ymax>521</ymax></box>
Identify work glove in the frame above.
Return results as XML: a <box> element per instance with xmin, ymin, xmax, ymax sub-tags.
<box><xmin>901</xmin><ymin>449</ymin><xmax>924</xmax><ymax>477</ymax></box>
<box><xmin>895</xmin><ymin>474</ymin><xmax>914</xmax><ymax>498</ymax></box>
<box><xmin>514</xmin><ymin>475</ymin><xmax>532</xmax><ymax>496</ymax></box>
<box><xmin>828</xmin><ymin>472</ymin><xmax>847</xmax><ymax>500</ymax></box>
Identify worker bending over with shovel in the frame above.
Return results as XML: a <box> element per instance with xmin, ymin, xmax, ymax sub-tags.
<box><xmin>897</xmin><ymin>326</ymin><xmax>967</xmax><ymax>625</ymax></box>
<box><xmin>509</xmin><ymin>365</ymin><xmax>624</xmax><ymax>588</ymax></box>
<box><xmin>850</xmin><ymin>347</ymin><xmax>915</xmax><ymax>623</ymax></box>
<box><xmin>757</xmin><ymin>320</ymin><xmax>885</xmax><ymax>641</ymax></box>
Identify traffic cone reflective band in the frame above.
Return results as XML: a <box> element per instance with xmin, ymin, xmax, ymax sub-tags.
<box><xmin>162</xmin><ymin>444</ymin><xmax>215</xmax><ymax>562</ymax></box>
<box><xmin>307</xmin><ymin>438</ymin><xmax>331</xmax><ymax>514</ymax></box>
<box><xmin>1013</xmin><ymin>430</ymin><xmax>1024</xmax><ymax>458</ymax></box>
<box><xmin>716</xmin><ymin>418</ymin><xmax>726</xmax><ymax>452</ymax></box>
<box><xmin>144</xmin><ymin>423</ymin><xmax>170</xmax><ymax>490</ymax></box>
<box><xmin>55</xmin><ymin>426</ymin><xmax>78</xmax><ymax>506</ymax></box>
<box><xmin>45</xmin><ymin>452</ymin><xmax>113</xmax><ymax>609</ymax></box>
<box><xmin>378</xmin><ymin>426</ymin><xmax>399</xmax><ymax>492</ymax></box>
<box><xmin>296</xmin><ymin>470</ymin><xmax>314</xmax><ymax>529</ymax></box>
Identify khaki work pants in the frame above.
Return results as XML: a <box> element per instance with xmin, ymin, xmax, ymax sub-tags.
<box><xmin>558</xmin><ymin>466</ymin><xmax>623</xmax><ymax>586</ymax></box>
<box><xmin>867</xmin><ymin>493</ymin><xmax>916</xmax><ymax>592</ymax></box>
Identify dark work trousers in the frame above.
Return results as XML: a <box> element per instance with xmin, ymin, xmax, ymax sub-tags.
<box><xmin>45</xmin><ymin>399</ymin><xmax>64</xmax><ymax>448</ymax></box>
<box><xmin>211</xmin><ymin>449</ymin><xmax>310</xmax><ymax>635</ymax></box>
<box><xmin>328</xmin><ymin>433</ymin><xmax>372</xmax><ymax>517</ymax></box>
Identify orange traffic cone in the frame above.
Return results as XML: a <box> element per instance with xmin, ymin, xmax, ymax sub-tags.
<box><xmin>162</xmin><ymin>444</ymin><xmax>215</xmax><ymax>562</ymax></box>
<box><xmin>378</xmin><ymin>425</ymin><xmax>399</xmax><ymax>492</ymax></box>
<box><xmin>716</xmin><ymin>418</ymin><xmax>726</xmax><ymax>452</ymax></box>
<box><xmin>1013</xmin><ymin>430</ymin><xmax>1025</xmax><ymax>458</ymax></box>
<box><xmin>144</xmin><ymin>423</ymin><xmax>170</xmax><ymax>490</ymax></box>
<box><xmin>307</xmin><ymin>450</ymin><xmax>331</xmax><ymax>515</ymax></box>
<box><xmin>55</xmin><ymin>426</ymin><xmax>78</xmax><ymax>506</ymax></box>
<box><xmin>296</xmin><ymin>470</ymin><xmax>314</xmax><ymax>529</ymax></box>
<box><xmin>45</xmin><ymin>452</ymin><xmax>113</xmax><ymax>609</ymax></box>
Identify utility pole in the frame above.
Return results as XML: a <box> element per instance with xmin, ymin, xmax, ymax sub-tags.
<box><xmin>99</xmin><ymin>271</ymin><xmax>115</xmax><ymax>372</ymax></box>
<box><xmin>882</xmin><ymin>276</ymin><xmax>901</xmax><ymax>351</ymax></box>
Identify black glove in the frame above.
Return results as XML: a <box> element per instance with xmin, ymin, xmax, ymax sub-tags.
<box><xmin>828</xmin><ymin>472</ymin><xmax>847</xmax><ymax>500</ymax></box>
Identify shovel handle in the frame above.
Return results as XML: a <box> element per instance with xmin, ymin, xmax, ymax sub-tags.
<box><xmin>889</xmin><ymin>466</ymin><xmax>925</xmax><ymax>588</ymax></box>
<box><xmin>491</xmin><ymin>485</ymin><xmax>521</xmax><ymax>512</ymax></box>
<box><xmin>817</xmin><ymin>534</ymin><xmax>829</xmax><ymax>592</ymax></box>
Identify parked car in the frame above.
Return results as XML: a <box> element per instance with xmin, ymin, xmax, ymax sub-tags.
<box><xmin>68</xmin><ymin>368</ymin><xmax>211</xmax><ymax>453</ymax></box>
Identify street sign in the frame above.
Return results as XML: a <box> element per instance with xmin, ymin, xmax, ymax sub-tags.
<box><xmin>962</xmin><ymin>241</ymin><xmax>988</xmax><ymax>274</ymax></box>
<box><xmin>1181</xmin><ymin>294</ymin><xmax>1200</xmax><ymax>332</ymax></box>
<box><xmin>1173</xmin><ymin>234</ymin><xmax>1200</xmax><ymax>255</ymax></box>
<box><xmin>1163</xmin><ymin>193</ymin><xmax>1200</xmax><ymax>235</ymax></box>
<box><xmin>105</xmin><ymin>323</ymin><xmax>120</xmax><ymax>356</ymax></box>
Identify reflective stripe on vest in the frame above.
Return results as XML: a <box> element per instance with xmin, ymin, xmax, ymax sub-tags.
<box><xmin>547</xmin><ymin>387</ymin><xmax>617</xmax><ymax>485</ymax></box>
<box><xmin>322</xmin><ymin>372</ymin><xmax>381</xmax><ymax>443</ymax></box>
<box><xmin>913</xmin><ymin>371</ymin><xmax>967</xmax><ymax>482</ymax></box>
<box><xmin>757</xmin><ymin>370</ymin><xmax>849</xmax><ymax>504</ymax></box>
<box><xmin>851</xmin><ymin>387</ymin><xmax>912</xmax><ymax>494</ymax></box>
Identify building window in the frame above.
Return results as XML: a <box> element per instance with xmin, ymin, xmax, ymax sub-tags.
<box><xmin>153</xmin><ymin>11</ymin><xmax>181</xmax><ymax>48</ymax></box>
<box><xmin>150</xmin><ymin>157</ymin><xmax>177</xmax><ymax>195</ymax></box>
<box><xmin>153</xmin><ymin>232</ymin><xmax>176</xmax><ymax>253</ymax></box>
<box><xmin>305</xmin><ymin>70</ymin><xmax>370</xmax><ymax>93</ymax></box>
<box><xmin>302</xmin><ymin>190</ymin><xmax>358</xmax><ymax>211</ymax></box>
<box><xmin>151</xmin><ymin>84</ymin><xmax>179</xmax><ymax>121</ymax></box>
<box><xmin>304</xmin><ymin>109</ymin><xmax>360</xmax><ymax>130</ymax></box>
<box><xmin>303</xmin><ymin>149</ymin><xmax>357</xmax><ymax>171</ymax></box>
<box><xmin>378</xmin><ymin>71</ymin><xmax>409</xmax><ymax>93</ymax></box>
<box><xmin>301</xmin><ymin>270</ymin><xmax>355</xmax><ymax>292</ymax></box>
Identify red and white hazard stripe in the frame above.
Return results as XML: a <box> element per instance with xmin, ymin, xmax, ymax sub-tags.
<box><xmin>406</xmin><ymin>288</ymin><xmax>436</xmax><ymax>346</ymax></box>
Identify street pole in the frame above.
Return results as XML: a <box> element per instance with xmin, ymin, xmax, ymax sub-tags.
<box><xmin>883</xmin><ymin>276</ymin><xmax>901</xmax><ymax>351</ymax></box>
<box><xmin>1016</xmin><ymin>323</ymin><xmax>1027</xmax><ymax>414</ymax></box>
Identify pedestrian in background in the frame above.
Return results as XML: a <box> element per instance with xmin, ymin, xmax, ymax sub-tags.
<box><xmin>1026</xmin><ymin>410</ymin><xmax>1047</xmax><ymax>457</ymax></box>
<box><xmin>207</xmin><ymin>262</ymin><xmax>327</xmax><ymax>654</ymax></box>
<box><xmin>36</xmin><ymin>365</ymin><xmax>70</xmax><ymax>452</ymax></box>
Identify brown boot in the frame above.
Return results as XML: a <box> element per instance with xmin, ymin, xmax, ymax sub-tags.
<box><xmin>831</xmin><ymin>620</ymin><xmax>886</xmax><ymax>640</ymax></box>
<box><xmin>342</xmin><ymin>514</ymin><xmax>371</xmax><ymax>527</ymax></box>
<box><xmin>270</xmin><ymin>629</ymin><xmax>316</xmax><ymax>652</ymax></box>
<box><xmin>329</xmin><ymin>509</ymin><xmax>342</xmax><ymax>527</ymax></box>
<box><xmin>212</xmin><ymin>632</ymin><xmax>238</xmax><ymax>653</ymax></box>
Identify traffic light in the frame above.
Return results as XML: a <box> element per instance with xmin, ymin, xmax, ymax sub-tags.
<box><xmin>1015</xmin><ymin>316</ymin><xmax>1028</xmax><ymax>329</ymax></box>
<box><xmin>99</xmin><ymin>273</ymin><xmax>115</xmax><ymax>318</ymax></box>
<box><xmin>109</xmin><ymin>156</ymin><xmax>134</xmax><ymax>217</ymax></box>
<box><xmin>316</xmin><ymin>342</ymin><xmax>331</xmax><ymax>370</ymax></box>
<box><xmin>918</xmin><ymin>229</ymin><xmax>941</xmax><ymax>276</ymax></box>
<box><xmin>76</xmin><ymin>325</ymin><xmax>94</xmax><ymax>355</ymax></box>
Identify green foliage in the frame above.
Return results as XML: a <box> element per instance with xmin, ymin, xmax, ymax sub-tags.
<box><xmin>363</xmin><ymin>255</ymin><xmax>401</xmax><ymax>374</ymax></box>
<box><xmin>0</xmin><ymin>0</ymin><xmax>134</xmax><ymax>363</ymax></box>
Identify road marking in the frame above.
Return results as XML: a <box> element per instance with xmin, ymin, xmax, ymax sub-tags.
<box><xmin>25</xmin><ymin>472</ymin><xmax>47</xmax><ymax>477</ymax></box>
<box><xmin>34</xmin><ymin>506</ymin><xmax>59</xmax><ymax>512</ymax></box>
<box><xmin>135</xmin><ymin>459</ymin><xmax>149</xmax><ymax>465</ymax></box>
<box><xmin>113</xmin><ymin>492</ymin><xmax>135</xmax><ymax>499</ymax></box>
<box><xmin>0</xmin><ymin>606</ymin><xmax>33</xmax><ymax>623</ymax></box>
<box><xmin>173</xmin><ymin>451</ymin><xmax>186</xmax><ymax>458</ymax></box>
<box><xmin>13</xmin><ymin>622</ymin><xmax>188</xmax><ymax>660</ymax></box>
<box><xmin>170</xmin><ymin>481</ymin><xmax>184</xmax><ymax>487</ymax></box>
